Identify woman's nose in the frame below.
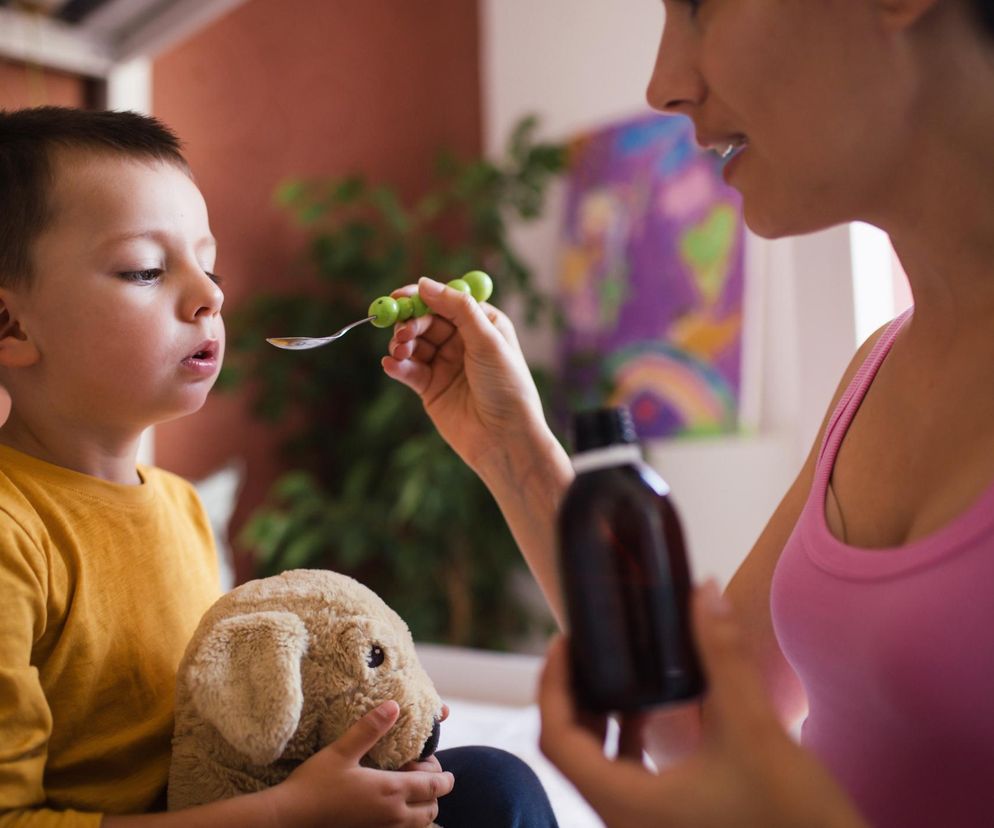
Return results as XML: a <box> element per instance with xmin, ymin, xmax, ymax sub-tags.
<box><xmin>646</xmin><ymin>16</ymin><xmax>706</xmax><ymax>115</ymax></box>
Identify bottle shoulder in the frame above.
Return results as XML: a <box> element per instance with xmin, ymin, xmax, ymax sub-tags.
<box><xmin>565</xmin><ymin>461</ymin><xmax>670</xmax><ymax>500</ymax></box>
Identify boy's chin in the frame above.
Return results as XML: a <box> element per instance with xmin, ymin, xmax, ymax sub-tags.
<box><xmin>155</xmin><ymin>389</ymin><xmax>218</xmax><ymax>425</ymax></box>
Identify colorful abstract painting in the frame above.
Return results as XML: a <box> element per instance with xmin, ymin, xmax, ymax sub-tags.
<box><xmin>557</xmin><ymin>112</ymin><xmax>745</xmax><ymax>439</ymax></box>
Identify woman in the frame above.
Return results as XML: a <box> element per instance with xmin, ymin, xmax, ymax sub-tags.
<box><xmin>382</xmin><ymin>1</ymin><xmax>994</xmax><ymax>824</ymax></box>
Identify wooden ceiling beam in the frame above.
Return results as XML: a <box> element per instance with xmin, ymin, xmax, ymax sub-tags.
<box><xmin>0</xmin><ymin>6</ymin><xmax>113</xmax><ymax>77</ymax></box>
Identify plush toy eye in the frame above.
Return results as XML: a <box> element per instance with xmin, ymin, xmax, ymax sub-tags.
<box><xmin>367</xmin><ymin>645</ymin><xmax>385</xmax><ymax>668</ymax></box>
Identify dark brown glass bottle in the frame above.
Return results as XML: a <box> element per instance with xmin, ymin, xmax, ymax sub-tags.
<box><xmin>557</xmin><ymin>407</ymin><xmax>704</xmax><ymax>713</ymax></box>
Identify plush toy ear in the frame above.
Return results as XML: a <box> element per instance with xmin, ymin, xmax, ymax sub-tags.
<box><xmin>186</xmin><ymin>610</ymin><xmax>309</xmax><ymax>765</ymax></box>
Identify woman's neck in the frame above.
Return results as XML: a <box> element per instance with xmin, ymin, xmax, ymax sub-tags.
<box><xmin>873</xmin><ymin>22</ymin><xmax>994</xmax><ymax>336</ymax></box>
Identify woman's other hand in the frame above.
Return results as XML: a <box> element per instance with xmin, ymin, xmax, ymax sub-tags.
<box><xmin>538</xmin><ymin>584</ymin><xmax>869</xmax><ymax>828</ymax></box>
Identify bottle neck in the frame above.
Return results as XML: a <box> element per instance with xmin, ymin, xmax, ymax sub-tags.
<box><xmin>570</xmin><ymin>444</ymin><xmax>644</xmax><ymax>475</ymax></box>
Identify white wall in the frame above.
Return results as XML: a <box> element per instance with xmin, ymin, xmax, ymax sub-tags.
<box><xmin>480</xmin><ymin>0</ymin><xmax>859</xmax><ymax>587</ymax></box>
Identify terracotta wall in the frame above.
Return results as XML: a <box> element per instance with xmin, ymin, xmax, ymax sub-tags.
<box><xmin>0</xmin><ymin>60</ymin><xmax>90</xmax><ymax>426</ymax></box>
<box><xmin>152</xmin><ymin>0</ymin><xmax>482</xmax><ymax>582</ymax></box>
<box><xmin>0</xmin><ymin>59</ymin><xmax>87</xmax><ymax>110</ymax></box>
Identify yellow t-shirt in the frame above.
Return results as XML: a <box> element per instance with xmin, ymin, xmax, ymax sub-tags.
<box><xmin>0</xmin><ymin>446</ymin><xmax>221</xmax><ymax>826</ymax></box>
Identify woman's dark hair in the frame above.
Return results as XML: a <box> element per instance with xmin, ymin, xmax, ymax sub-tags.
<box><xmin>972</xmin><ymin>0</ymin><xmax>994</xmax><ymax>36</ymax></box>
<box><xmin>0</xmin><ymin>107</ymin><xmax>190</xmax><ymax>290</ymax></box>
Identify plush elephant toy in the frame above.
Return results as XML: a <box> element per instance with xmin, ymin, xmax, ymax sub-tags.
<box><xmin>167</xmin><ymin>569</ymin><xmax>444</xmax><ymax>814</ymax></box>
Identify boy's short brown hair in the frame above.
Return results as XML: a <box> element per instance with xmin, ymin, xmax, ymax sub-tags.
<box><xmin>0</xmin><ymin>107</ymin><xmax>190</xmax><ymax>290</ymax></box>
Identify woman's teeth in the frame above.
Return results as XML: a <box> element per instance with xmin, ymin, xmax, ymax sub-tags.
<box><xmin>719</xmin><ymin>139</ymin><xmax>747</xmax><ymax>159</ymax></box>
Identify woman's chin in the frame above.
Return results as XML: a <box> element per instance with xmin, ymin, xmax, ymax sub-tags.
<box><xmin>742</xmin><ymin>202</ymin><xmax>844</xmax><ymax>241</ymax></box>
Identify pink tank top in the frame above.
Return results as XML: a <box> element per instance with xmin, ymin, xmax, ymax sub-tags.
<box><xmin>771</xmin><ymin>309</ymin><xmax>994</xmax><ymax>828</ymax></box>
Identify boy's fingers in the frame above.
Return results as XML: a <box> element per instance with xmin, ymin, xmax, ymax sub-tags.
<box><xmin>400</xmin><ymin>754</ymin><xmax>442</xmax><ymax>774</ymax></box>
<box><xmin>404</xmin><ymin>801</ymin><xmax>441</xmax><ymax>827</ymax></box>
<box><xmin>402</xmin><ymin>769</ymin><xmax>455</xmax><ymax>802</ymax></box>
<box><xmin>331</xmin><ymin>700</ymin><xmax>400</xmax><ymax>762</ymax></box>
<box><xmin>692</xmin><ymin>582</ymin><xmax>780</xmax><ymax>740</ymax></box>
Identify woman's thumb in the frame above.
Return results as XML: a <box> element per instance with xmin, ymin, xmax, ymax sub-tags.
<box><xmin>330</xmin><ymin>700</ymin><xmax>400</xmax><ymax>762</ymax></box>
<box><xmin>692</xmin><ymin>582</ymin><xmax>780</xmax><ymax>738</ymax></box>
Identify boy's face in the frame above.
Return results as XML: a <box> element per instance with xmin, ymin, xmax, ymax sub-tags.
<box><xmin>15</xmin><ymin>151</ymin><xmax>224</xmax><ymax>432</ymax></box>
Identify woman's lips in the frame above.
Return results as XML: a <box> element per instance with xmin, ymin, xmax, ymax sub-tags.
<box><xmin>721</xmin><ymin>143</ymin><xmax>748</xmax><ymax>183</ymax></box>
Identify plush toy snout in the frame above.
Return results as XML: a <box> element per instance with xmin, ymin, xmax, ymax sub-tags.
<box><xmin>421</xmin><ymin>718</ymin><xmax>442</xmax><ymax>760</ymax></box>
<box><xmin>168</xmin><ymin>569</ymin><xmax>444</xmax><ymax>810</ymax></box>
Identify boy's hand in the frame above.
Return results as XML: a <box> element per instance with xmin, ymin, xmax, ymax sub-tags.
<box><xmin>382</xmin><ymin>278</ymin><xmax>555</xmax><ymax>479</ymax></box>
<box><xmin>538</xmin><ymin>585</ymin><xmax>870</xmax><ymax>828</ymax></box>
<box><xmin>269</xmin><ymin>700</ymin><xmax>453</xmax><ymax>828</ymax></box>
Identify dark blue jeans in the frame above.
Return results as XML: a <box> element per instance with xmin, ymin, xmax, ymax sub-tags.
<box><xmin>435</xmin><ymin>746</ymin><xmax>559</xmax><ymax>828</ymax></box>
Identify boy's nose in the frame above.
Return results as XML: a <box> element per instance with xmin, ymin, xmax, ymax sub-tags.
<box><xmin>184</xmin><ymin>271</ymin><xmax>224</xmax><ymax>320</ymax></box>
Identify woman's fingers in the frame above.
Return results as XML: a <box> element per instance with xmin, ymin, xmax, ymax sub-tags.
<box><xmin>539</xmin><ymin>638</ymin><xmax>672</xmax><ymax>824</ymax></box>
<box><xmin>417</xmin><ymin>277</ymin><xmax>504</xmax><ymax>351</ymax></box>
<box><xmin>389</xmin><ymin>333</ymin><xmax>437</xmax><ymax>364</ymax></box>
<box><xmin>640</xmin><ymin>700</ymin><xmax>702</xmax><ymax>768</ymax></box>
<box><xmin>381</xmin><ymin>355</ymin><xmax>432</xmax><ymax>395</ymax></box>
<box><xmin>617</xmin><ymin>712</ymin><xmax>650</xmax><ymax>762</ymax></box>
<box><xmin>393</xmin><ymin>312</ymin><xmax>455</xmax><ymax>349</ymax></box>
<box><xmin>538</xmin><ymin>637</ymin><xmax>613</xmax><ymax>785</ymax></box>
<box><xmin>389</xmin><ymin>284</ymin><xmax>420</xmax><ymax>300</ymax></box>
<box><xmin>691</xmin><ymin>582</ymin><xmax>780</xmax><ymax>743</ymax></box>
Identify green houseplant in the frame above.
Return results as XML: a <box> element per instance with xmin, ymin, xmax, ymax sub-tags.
<box><xmin>223</xmin><ymin>117</ymin><xmax>566</xmax><ymax>650</ymax></box>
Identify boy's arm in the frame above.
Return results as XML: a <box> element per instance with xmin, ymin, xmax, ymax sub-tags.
<box><xmin>0</xmin><ymin>518</ymin><xmax>67</xmax><ymax>823</ymax></box>
<box><xmin>0</xmin><ymin>799</ymin><xmax>278</xmax><ymax>828</ymax></box>
<box><xmin>99</xmin><ymin>793</ymin><xmax>280</xmax><ymax>828</ymax></box>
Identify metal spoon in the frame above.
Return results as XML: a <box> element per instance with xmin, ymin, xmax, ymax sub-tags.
<box><xmin>266</xmin><ymin>315</ymin><xmax>377</xmax><ymax>350</ymax></box>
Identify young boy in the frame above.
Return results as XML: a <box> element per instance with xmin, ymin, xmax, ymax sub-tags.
<box><xmin>0</xmin><ymin>108</ymin><xmax>557</xmax><ymax>828</ymax></box>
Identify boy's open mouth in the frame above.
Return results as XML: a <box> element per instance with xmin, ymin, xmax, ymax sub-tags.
<box><xmin>183</xmin><ymin>340</ymin><xmax>218</xmax><ymax>363</ymax></box>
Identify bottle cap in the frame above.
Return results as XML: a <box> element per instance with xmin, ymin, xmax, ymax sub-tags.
<box><xmin>572</xmin><ymin>406</ymin><xmax>638</xmax><ymax>452</ymax></box>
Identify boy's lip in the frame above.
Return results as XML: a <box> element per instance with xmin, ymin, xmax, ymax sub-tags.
<box><xmin>184</xmin><ymin>339</ymin><xmax>219</xmax><ymax>361</ymax></box>
<box><xmin>181</xmin><ymin>339</ymin><xmax>220</xmax><ymax>378</ymax></box>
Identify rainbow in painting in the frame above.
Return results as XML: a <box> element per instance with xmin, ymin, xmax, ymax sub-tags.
<box><xmin>606</xmin><ymin>344</ymin><xmax>737</xmax><ymax>438</ymax></box>
<box><xmin>557</xmin><ymin>111</ymin><xmax>745</xmax><ymax>439</ymax></box>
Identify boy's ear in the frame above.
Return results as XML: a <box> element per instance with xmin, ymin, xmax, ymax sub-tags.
<box><xmin>873</xmin><ymin>0</ymin><xmax>941</xmax><ymax>30</ymax></box>
<box><xmin>186</xmin><ymin>610</ymin><xmax>310</xmax><ymax>765</ymax></box>
<box><xmin>0</xmin><ymin>293</ymin><xmax>39</xmax><ymax>369</ymax></box>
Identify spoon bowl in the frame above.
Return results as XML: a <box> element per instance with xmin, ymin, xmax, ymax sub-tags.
<box><xmin>267</xmin><ymin>315</ymin><xmax>376</xmax><ymax>350</ymax></box>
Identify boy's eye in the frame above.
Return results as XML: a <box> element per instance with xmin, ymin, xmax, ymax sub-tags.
<box><xmin>206</xmin><ymin>272</ymin><xmax>224</xmax><ymax>286</ymax></box>
<box><xmin>119</xmin><ymin>268</ymin><xmax>163</xmax><ymax>283</ymax></box>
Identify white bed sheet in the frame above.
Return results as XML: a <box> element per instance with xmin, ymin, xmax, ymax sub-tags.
<box><xmin>438</xmin><ymin>697</ymin><xmax>603</xmax><ymax>828</ymax></box>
